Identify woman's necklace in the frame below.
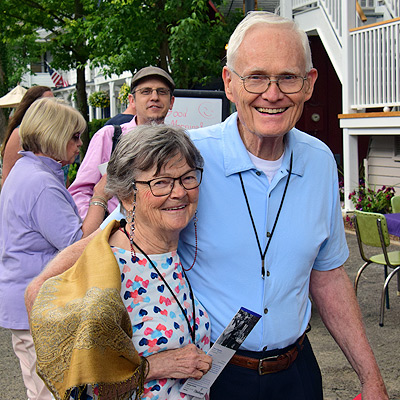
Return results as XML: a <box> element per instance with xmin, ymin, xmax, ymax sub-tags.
<box><xmin>119</xmin><ymin>220</ymin><xmax>196</xmax><ymax>343</ymax></box>
<box><xmin>239</xmin><ymin>152</ymin><xmax>293</xmax><ymax>278</ymax></box>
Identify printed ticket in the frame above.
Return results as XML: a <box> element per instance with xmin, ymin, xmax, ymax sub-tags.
<box><xmin>180</xmin><ymin>307</ymin><xmax>261</xmax><ymax>398</ymax></box>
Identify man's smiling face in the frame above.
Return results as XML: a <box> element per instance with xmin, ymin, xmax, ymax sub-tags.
<box><xmin>133</xmin><ymin>77</ymin><xmax>174</xmax><ymax>125</ymax></box>
<box><xmin>223</xmin><ymin>24</ymin><xmax>317</xmax><ymax>143</ymax></box>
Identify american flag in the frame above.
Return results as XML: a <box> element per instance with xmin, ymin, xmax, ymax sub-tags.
<box><xmin>46</xmin><ymin>62</ymin><xmax>69</xmax><ymax>87</ymax></box>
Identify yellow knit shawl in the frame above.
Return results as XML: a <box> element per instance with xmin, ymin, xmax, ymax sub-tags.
<box><xmin>30</xmin><ymin>220</ymin><xmax>147</xmax><ymax>400</ymax></box>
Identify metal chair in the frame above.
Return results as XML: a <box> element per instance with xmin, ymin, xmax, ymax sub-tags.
<box><xmin>353</xmin><ymin>210</ymin><xmax>400</xmax><ymax>326</ymax></box>
<box><xmin>391</xmin><ymin>195</ymin><xmax>400</xmax><ymax>213</ymax></box>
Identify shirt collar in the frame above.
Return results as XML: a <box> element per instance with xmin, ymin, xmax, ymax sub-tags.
<box><xmin>222</xmin><ymin>112</ymin><xmax>304</xmax><ymax>178</ymax></box>
<box><xmin>20</xmin><ymin>151</ymin><xmax>65</xmax><ymax>184</ymax></box>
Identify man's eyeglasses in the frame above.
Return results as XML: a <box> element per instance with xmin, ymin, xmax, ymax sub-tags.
<box><xmin>132</xmin><ymin>87</ymin><xmax>171</xmax><ymax>96</ymax></box>
<box><xmin>229</xmin><ymin>67</ymin><xmax>308</xmax><ymax>95</ymax></box>
<box><xmin>134</xmin><ymin>168</ymin><xmax>203</xmax><ymax>197</ymax></box>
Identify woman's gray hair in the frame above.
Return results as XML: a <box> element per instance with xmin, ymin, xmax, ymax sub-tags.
<box><xmin>106</xmin><ymin>124</ymin><xmax>204</xmax><ymax>201</ymax></box>
<box><xmin>226</xmin><ymin>11</ymin><xmax>313</xmax><ymax>73</ymax></box>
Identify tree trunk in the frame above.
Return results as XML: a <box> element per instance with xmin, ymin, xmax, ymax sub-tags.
<box><xmin>75</xmin><ymin>66</ymin><xmax>89</xmax><ymax>155</ymax></box>
<box><xmin>159</xmin><ymin>37</ymin><xmax>169</xmax><ymax>72</ymax></box>
<box><xmin>0</xmin><ymin>43</ymin><xmax>7</xmax><ymax>144</ymax></box>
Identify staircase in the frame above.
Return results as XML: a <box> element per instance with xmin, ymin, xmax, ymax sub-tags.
<box><xmin>281</xmin><ymin>0</ymin><xmax>400</xmax><ymax>210</ymax></box>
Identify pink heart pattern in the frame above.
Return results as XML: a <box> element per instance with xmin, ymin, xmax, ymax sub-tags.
<box><xmin>112</xmin><ymin>247</ymin><xmax>210</xmax><ymax>399</ymax></box>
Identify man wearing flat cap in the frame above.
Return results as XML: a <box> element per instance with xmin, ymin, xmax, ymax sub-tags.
<box><xmin>68</xmin><ymin>66</ymin><xmax>175</xmax><ymax>219</ymax></box>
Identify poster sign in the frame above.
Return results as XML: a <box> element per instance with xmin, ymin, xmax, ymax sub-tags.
<box><xmin>164</xmin><ymin>89</ymin><xmax>230</xmax><ymax>129</ymax></box>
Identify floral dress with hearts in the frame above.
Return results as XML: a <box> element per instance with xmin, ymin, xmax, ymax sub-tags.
<box><xmin>114</xmin><ymin>246</ymin><xmax>211</xmax><ymax>400</ymax></box>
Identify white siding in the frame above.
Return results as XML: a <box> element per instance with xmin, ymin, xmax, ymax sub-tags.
<box><xmin>367</xmin><ymin>135</ymin><xmax>400</xmax><ymax>192</ymax></box>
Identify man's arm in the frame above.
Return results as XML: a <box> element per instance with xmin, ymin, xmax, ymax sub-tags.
<box><xmin>310</xmin><ymin>266</ymin><xmax>388</xmax><ymax>400</ymax></box>
<box><xmin>25</xmin><ymin>229</ymin><xmax>100</xmax><ymax>317</ymax></box>
<box><xmin>68</xmin><ymin>126</ymin><xmax>114</xmax><ymax>219</ymax></box>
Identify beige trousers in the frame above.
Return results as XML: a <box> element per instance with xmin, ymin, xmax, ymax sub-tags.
<box><xmin>11</xmin><ymin>329</ymin><xmax>53</xmax><ymax>400</ymax></box>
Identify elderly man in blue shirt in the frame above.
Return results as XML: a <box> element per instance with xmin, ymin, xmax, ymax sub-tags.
<box><xmin>26</xmin><ymin>11</ymin><xmax>388</xmax><ymax>400</ymax></box>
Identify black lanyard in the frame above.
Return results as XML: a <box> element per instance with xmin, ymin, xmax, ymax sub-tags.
<box><xmin>120</xmin><ymin>220</ymin><xmax>196</xmax><ymax>343</ymax></box>
<box><xmin>239</xmin><ymin>152</ymin><xmax>293</xmax><ymax>278</ymax></box>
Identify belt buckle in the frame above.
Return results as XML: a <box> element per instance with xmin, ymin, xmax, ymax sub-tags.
<box><xmin>258</xmin><ymin>354</ymin><xmax>280</xmax><ymax>375</ymax></box>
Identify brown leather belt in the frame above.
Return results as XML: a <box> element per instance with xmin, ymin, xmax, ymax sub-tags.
<box><xmin>229</xmin><ymin>333</ymin><xmax>305</xmax><ymax>375</ymax></box>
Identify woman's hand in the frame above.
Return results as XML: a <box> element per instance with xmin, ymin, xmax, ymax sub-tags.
<box><xmin>146</xmin><ymin>344</ymin><xmax>212</xmax><ymax>381</ymax></box>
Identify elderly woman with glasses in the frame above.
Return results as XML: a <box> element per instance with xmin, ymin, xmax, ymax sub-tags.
<box><xmin>30</xmin><ymin>124</ymin><xmax>212</xmax><ymax>400</ymax></box>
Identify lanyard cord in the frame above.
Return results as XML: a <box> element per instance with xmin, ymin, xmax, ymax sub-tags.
<box><xmin>239</xmin><ymin>152</ymin><xmax>293</xmax><ymax>278</ymax></box>
<box><xmin>120</xmin><ymin>221</ymin><xmax>196</xmax><ymax>343</ymax></box>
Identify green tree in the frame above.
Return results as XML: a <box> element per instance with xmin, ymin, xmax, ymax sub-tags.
<box><xmin>0</xmin><ymin>0</ymin><xmax>242</xmax><ymax>148</ymax></box>
<box><xmin>0</xmin><ymin>0</ymin><xmax>99</xmax><ymax>152</ymax></box>
<box><xmin>0</xmin><ymin>20</ymin><xmax>42</xmax><ymax>140</ymax></box>
<box><xmin>86</xmin><ymin>0</ymin><xmax>242</xmax><ymax>88</ymax></box>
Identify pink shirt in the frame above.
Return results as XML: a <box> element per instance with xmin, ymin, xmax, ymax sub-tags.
<box><xmin>68</xmin><ymin>117</ymin><xmax>137</xmax><ymax>218</ymax></box>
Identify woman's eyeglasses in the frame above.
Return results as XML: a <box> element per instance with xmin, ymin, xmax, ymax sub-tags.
<box><xmin>134</xmin><ymin>168</ymin><xmax>203</xmax><ymax>197</ymax></box>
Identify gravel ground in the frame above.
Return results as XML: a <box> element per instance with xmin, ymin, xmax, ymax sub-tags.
<box><xmin>0</xmin><ymin>231</ymin><xmax>399</xmax><ymax>399</ymax></box>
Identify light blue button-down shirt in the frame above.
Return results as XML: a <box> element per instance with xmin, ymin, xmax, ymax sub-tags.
<box><xmin>103</xmin><ymin>112</ymin><xmax>349</xmax><ymax>351</ymax></box>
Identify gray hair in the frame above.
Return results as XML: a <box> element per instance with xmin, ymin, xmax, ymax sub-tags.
<box><xmin>226</xmin><ymin>11</ymin><xmax>313</xmax><ymax>73</ymax></box>
<box><xmin>106</xmin><ymin>124</ymin><xmax>204</xmax><ymax>201</ymax></box>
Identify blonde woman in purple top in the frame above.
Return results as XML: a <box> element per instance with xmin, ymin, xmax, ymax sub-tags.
<box><xmin>0</xmin><ymin>97</ymin><xmax>109</xmax><ymax>400</ymax></box>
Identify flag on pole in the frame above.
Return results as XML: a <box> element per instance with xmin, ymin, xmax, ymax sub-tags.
<box><xmin>45</xmin><ymin>62</ymin><xmax>69</xmax><ymax>87</ymax></box>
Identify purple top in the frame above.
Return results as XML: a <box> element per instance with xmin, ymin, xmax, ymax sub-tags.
<box><xmin>0</xmin><ymin>151</ymin><xmax>83</xmax><ymax>330</ymax></box>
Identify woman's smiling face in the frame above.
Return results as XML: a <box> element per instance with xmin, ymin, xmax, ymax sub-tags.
<box><xmin>123</xmin><ymin>154</ymin><xmax>199</xmax><ymax>245</ymax></box>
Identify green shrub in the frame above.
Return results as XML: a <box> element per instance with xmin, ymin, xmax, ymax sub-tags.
<box><xmin>88</xmin><ymin>118</ymin><xmax>109</xmax><ymax>139</ymax></box>
<box><xmin>67</xmin><ymin>162</ymin><xmax>78</xmax><ymax>185</ymax></box>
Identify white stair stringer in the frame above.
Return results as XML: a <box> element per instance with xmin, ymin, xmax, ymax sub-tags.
<box><xmin>293</xmin><ymin>6</ymin><xmax>343</xmax><ymax>83</ymax></box>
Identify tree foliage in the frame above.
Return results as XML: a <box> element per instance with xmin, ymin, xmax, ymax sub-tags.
<box><xmin>0</xmin><ymin>0</ymin><xmax>242</xmax><ymax>145</ymax></box>
<box><xmin>0</xmin><ymin>12</ymin><xmax>43</xmax><ymax>138</ymax></box>
<box><xmin>90</xmin><ymin>0</ymin><xmax>242</xmax><ymax>88</ymax></box>
<box><xmin>0</xmin><ymin>0</ymin><xmax>96</xmax><ymax>150</ymax></box>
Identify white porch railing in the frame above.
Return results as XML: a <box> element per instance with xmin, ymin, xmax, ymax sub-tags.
<box><xmin>292</xmin><ymin>0</ymin><xmax>345</xmax><ymax>45</ymax></box>
<box><xmin>351</xmin><ymin>18</ymin><xmax>400</xmax><ymax>109</ymax></box>
<box><xmin>291</xmin><ymin>0</ymin><xmax>400</xmax><ymax>110</ymax></box>
<box><xmin>319</xmin><ymin>0</ymin><xmax>343</xmax><ymax>38</ymax></box>
<box><xmin>292</xmin><ymin>0</ymin><xmax>317</xmax><ymax>8</ymax></box>
<box><xmin>382</xmin><ymin>0</ymin><xmax>400</xmax><ymax>18</ymax></box>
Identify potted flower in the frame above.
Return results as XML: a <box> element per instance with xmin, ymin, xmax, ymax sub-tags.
<box><xmin>349</xmin><ymin>180</ymin><xmax>395</xmax><ymax>214</ymax></box>
<box><xmin>88</xmin><ymin>90</ymin><xmax>110</xmax><ymax>109</ymax></box>
<box><xmin>118</xmin><ymin>83</ymin><xmax>130</xmax><ymax>106</ymax></box>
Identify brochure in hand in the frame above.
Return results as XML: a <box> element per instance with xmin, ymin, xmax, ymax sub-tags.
<box><xmin>180</xmin><ymin>307</ymin><xmax>261</xmax><ymax>398</ymax></box>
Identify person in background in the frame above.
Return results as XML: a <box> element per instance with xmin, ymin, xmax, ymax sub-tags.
<box><xmin>0</xmin><ymin>85</ymin><xmax>53</xmax><ymax>185</ymax></box>
<box><xmin>29</xmin><ymin>124</ymin><xmax>211</xmax><ymax>400</ymax></box>
<box><xmin>0</xmin><ymin>97</ymin><xmax>108</xmax><ymax>400</ymax></box>
<box><xmin>104</xmin><ymin>90</ymin><xmax>136</xmax><ymax>126</ymax></box>
<box><xmin>68</xmin><ymin>66</ymin><xmax>175</xmax><ymax>219</ymax></box>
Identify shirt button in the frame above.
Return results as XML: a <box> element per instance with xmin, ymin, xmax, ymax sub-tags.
<box><xmin>263</xmin><ymin>345</ymin><xmax>268</xmax><ymax>351</ymax></box>
<box><xmin>256</xmin><ymin>171</ymin><xmax>261</xmax><ymax>176</ymax></box>
<box><xmin>266</xmin><ymin>270</ymin><xmax>270</xmax><ymax>277</ymax></box>
<box><xmin>264</xmin><ymin>308</ymin><xmax>269</xmax><ymax>314</ymax></box>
